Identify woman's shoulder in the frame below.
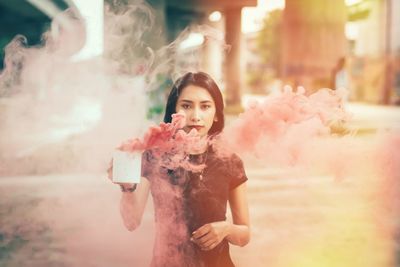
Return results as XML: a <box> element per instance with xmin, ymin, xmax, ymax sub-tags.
<box><xmin>209</xmin><ymin>146</ymin><xmax>243</xmax><ymax>169</ymax></box>
<box><xmin>209</xmin><ymin>147</ymin><xmax>247</xmax><ymax>187</ymax></box>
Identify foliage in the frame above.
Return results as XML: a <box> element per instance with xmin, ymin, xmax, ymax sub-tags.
<box><xmin>246</xmin><ymin>10</ymin><xmax>283</xmax><ymax>93</ymax></box>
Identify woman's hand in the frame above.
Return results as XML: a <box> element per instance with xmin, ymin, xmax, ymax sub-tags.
<box><xmin>107</xmin><ymin>159</ymin><xmax>135</xmax><ymax>189</ymax></box>
<box><xmin>107</xmin><ymin>159</ymin><xmax>113</xmax><ymax>181</ymax></box>
<box><xmin>191</xmin><ymin>221</ymin><xmax>230</xmax><ymax>251</ymax></box>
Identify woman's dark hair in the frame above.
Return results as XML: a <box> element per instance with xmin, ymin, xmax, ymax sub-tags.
<box><xmin>163</xmin><ymin>72</ymin><xmax>225</xmax><ymax>135</ymax></box>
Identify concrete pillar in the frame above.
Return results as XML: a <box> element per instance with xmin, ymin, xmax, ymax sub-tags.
<box><xmin>201</xmin><ymin>16</ymin><xmax>224</xmax><ymax>86</ymax></box>
<box><xmin>224</xmin><ymin>7</ymin><xmax>243</xmax><ymax>113</ymax></box>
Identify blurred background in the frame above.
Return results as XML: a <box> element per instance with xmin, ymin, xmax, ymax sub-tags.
<box><xmin>0</xmin><ymin>1</ymin><xmax>399</xmax><ymax>267</ymax></box>
<box><xmin>1</xmin><ymin>0</ymin><xmax>400</xmax><ymax>109</ymax></box>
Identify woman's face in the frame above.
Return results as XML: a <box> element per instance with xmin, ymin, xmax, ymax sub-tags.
<box><xmin>176</xmin><ymin>85</ymin><xmax>217</xmax><ymax>137</ymax></box>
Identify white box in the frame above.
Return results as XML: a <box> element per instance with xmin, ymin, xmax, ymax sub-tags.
<box><xmin>112</xmin><ymin>150</ymin><xmax>142</xmax><ymax>184</ymax></box>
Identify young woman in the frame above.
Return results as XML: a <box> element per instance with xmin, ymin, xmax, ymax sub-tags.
<box><xmin>109</xmin><ymin>72</ymin><xmax>250</xmax><ymax>267</ymax></box>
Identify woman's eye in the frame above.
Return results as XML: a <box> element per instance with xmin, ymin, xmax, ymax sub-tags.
<box><xmin>181</xmin><ymin>104</ymin><xmax>191</xmax><ymax>109</ymax></box>
<box><xmin>201</xmin><ymin>105</ymin><xmax>211</xmax><ymax>110</ymax></box>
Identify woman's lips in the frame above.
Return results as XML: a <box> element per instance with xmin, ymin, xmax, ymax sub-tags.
<box><xmin>188</xmin><ymin>126</ymin><xmax>204</xmax><ymax>131</ymax></box>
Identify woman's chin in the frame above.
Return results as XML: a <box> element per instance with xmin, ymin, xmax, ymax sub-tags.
<box><xmin>195</xmin><ymin>129</ymin><xmax>208</xmax><ymax>137</ymax></box>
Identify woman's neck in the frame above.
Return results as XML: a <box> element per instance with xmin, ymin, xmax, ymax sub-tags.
<box><xmin>188</xmin><ymin>137</ymin><xmax>209</xmax><ymax>155</ymax></box>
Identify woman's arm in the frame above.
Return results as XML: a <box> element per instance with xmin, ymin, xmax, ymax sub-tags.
<box><xmin>226</xmin><ymin>182</ymin><xmax>250</xmax><ymax>246</ymax></box>
<box><xmin>108</xmin><ymin>161</ymin><xmax>150</xmax><ymax>231</ymax></box>
<box><xmin>119</xmin><ymin>178</ymin><xmax>151</xmax><ymax>231</ymax></box>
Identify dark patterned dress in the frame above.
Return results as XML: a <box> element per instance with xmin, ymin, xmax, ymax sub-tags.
<box><xmin>141</xmin><ymin>146</ymin><xmax>248</xmax><ymax>267</ymax></box>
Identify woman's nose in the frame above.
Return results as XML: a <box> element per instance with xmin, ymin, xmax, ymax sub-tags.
<box><xmin>190</xmin><ymin>108</ymin><xmax>201</xmax><ymax>122</ymax></box>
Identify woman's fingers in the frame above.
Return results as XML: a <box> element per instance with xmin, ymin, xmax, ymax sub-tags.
<box><xmin>191</xmin><ymin>235</ymin><xmax>214</xmax><ymax>250</ymax></box>
<box><xmin>191</xmin><ymin>225</ymin><xmax>220</xmax><ymax>250</ymax></box>
<box><xmin>191</xmin><ymin>222</ymin><xmax>229</xmax><ymax>250</ymax></box>
<box><xmin>193</xmin><ymin>233</ymin><xmax>213</xmax><ymax>247</ymax></box>
<box><xmin>107</xmin><ymin>158</ymin><xmax>134</xmax><ymax>187</ymax></box>
<box><xmin>107</xmin><ymin>159</ymin><xmax>114</xmax><ymax>180</ymax></box>
<box><xmin>192</xmin><ymin>224</ymin><xmax>210</xmax><ymax>239</ymax></box>
<box><xmin>119</xmin><ymin>183</ymin><xmax>135</xmax><ymax>187</ymax></box>
<box><xmin>107</xmin><ymin>161</ymin><xmax>113</xmax><ymax>180</ymax></box>
<box><xmin>202</xmin><ymin>238</ymin><xmax>217</xmax><ymax>249</ymax></box>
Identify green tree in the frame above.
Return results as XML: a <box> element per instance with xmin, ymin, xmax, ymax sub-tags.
<box><xmin>246</xmin><ymin>10</ymin><xmax>282</xmax><ymax>94</ymax></box>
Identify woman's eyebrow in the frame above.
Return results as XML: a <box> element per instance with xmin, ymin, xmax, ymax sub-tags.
<box><xmin>179</xmin><ymin>99</ymin><xmax>213</xmax><ymax>103</ymax></box>
<box><xmin>179</xmin><ymin>99</ymin><xmax>193</xmax><ymax>103</ymax></box>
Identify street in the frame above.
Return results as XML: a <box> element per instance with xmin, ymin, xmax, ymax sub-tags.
<box><xmin>1</xmin><ymin>155</ymin><xmax>398</xmax><ymax>267</ymax></box>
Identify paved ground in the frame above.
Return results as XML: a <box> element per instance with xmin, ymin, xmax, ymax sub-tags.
<box><xmin>0</xmin><ymin>162</ymin><xmax>398</xmax><ymax>267</ymax></box>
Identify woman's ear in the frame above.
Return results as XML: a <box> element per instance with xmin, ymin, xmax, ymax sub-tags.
<box><xmin>214</xmin><ymin>116</ymin><xmax>218</xmax><ymax>122</ymax></box>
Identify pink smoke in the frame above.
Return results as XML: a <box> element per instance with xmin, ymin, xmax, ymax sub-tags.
<box><xmin>0</xmin><ymin>2</ymin><xmax>399</xmax><ymax>267</ymax></box>
<box><xmin>117</xmin><ymin>112</ymin><xmax>208</xmax><ymax>172</ymax></box>
<box><xmin>213</xmin><ymin>86</ymin><xmax>349</xmax><ymax>165</ymax></box>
